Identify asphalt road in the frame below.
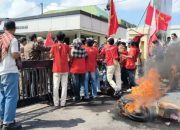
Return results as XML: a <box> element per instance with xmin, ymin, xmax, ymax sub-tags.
<box><xmin>17</xmin><ymin>96</ymin><xmax>180</xmax><ymax>130</ymax></box>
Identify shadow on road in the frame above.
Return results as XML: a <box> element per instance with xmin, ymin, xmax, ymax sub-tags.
<box><xmin>22</xmin><ymin>118</ymin><xmax>85</xmax><ymax>130</ymax></box>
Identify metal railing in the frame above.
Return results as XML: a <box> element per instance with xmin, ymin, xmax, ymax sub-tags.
<box><xmin>18</xmin><ymin>60</ymin><xmax>53</xmax><ymax>107</ymax></box>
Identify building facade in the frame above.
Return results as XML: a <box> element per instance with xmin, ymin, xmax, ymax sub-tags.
<box><xmin>0</xmin><ymin>6</ymin><xmax>135</xmax><ymax>44</ymax></box>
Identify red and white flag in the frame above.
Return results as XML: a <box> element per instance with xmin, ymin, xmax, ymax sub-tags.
<box><xmin>44</xmin><ymin>32</ymin><xmax>54</xmax><ymax>47</ymax></box>
<box><xmin>145</xmin><ymin>5</ymin><xmax>171</xmax><ymax>56</ymax></box>
<box><xmin>108</xmin><ymin>0</ymin><xmax>119</xmax><ymax>37</ymax></box>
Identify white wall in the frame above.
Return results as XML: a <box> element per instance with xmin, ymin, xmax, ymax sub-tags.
<box><xmin>0</xmin><ymin>14</ymin><xmax>81</xmax><ymax>34</ymax></box>
<box><xmin>80</xmin><ymin>14</ymin><xmax>127</xmax><ymax>39</ymax></box>
<box><xmin>0</xmin><ymin>13</ymin><xmax>127</xmax><ymax>40</ymax></box>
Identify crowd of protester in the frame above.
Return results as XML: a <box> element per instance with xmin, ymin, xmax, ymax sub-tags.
<box><xmin>0</xmin><ymin>20</ymin><xmax>179</xmax><ymax>130</ymax></box>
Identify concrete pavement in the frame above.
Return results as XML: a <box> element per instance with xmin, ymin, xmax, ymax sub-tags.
<box><xmin>16</xmin><ymin>96</ymin><xmax>180</xmax><ymax>130</ymax></box>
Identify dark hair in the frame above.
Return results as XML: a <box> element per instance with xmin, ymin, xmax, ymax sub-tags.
<box><xmin>54</xmin><ymin>39</ymin><xmax>58</xmax><ymax>44</ymax></box>
<box><xmin>64</xmin><ymin>37</ymin><xmax>70</xmax><ymax>45</ymax></box>
<box><xmin>107</xmin><ymin>37</ymin><xmax>114</xmax><ymax>45</ymax></box>
<box><xmin>56</xmin><ymin>32</ymin><xmax>65</xmax><ymax>41</ymax></box>
<box><xmin>171</xmin><ymin>33</ymin><xmax>178</xmax><ymax>38</ymax></box>
<box><xmin>81</xmin><ymin>38</ymin><xmax>86</xmax><ymax>45</ymax></box>
<box><xmin>30</xmin><ymin>34</ymin><xmax>37</xmax><ymax>41</ymax></box>
<box><xmin>20</xmin><ymin>37</ymin><xmax>27</xmax><ymax>43</ymax></box>
<box><xmin>116</xmin><ymin>41</ymin><xmax>121</xmax><ymax>46</ymax></box>
<box><xmin>4</xmin><ymin>20</ymin><xmax>16</xmax><ymax>30</ymax></box>
<box><xmin>86</xmin><ymin>38</ymin><xmax>94</xmax><ymax>47</ymax></box>
<box><xmin>121</xmin><ymin>42</ymin><xmax>126</xmax><ymax>46</ymax></box>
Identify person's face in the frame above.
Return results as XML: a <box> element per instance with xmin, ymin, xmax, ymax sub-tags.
<box><xmin>171</xmin><ymin>35</ymin><xmax>176</xmax><ymax>40</ymax></box>
<box><xmin>93</xmin><ymin>42</ymin><xmax>98</xmax><ymax>47</ymax></box>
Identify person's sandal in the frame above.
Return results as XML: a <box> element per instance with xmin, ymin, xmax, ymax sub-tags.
<box><xmin>2</xmin><ymin>121</ymin><xmax>22</xmax><ymax>130</ymax></box>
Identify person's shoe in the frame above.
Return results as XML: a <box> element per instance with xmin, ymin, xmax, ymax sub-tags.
<box><xmin>83</xmin><ymin>97</ymin><xmax>90</xmax><ymax>102</ymax></box>
<box><xmin>97</xmin><ymin>89</ymin><xmax>101</xmax><ymax>93</ymax></box>
<box><xmin>54</xmin><ymin>105</ymin><xmax>60</xmax><ymax>109</ymax></box>
<box><xmin>114</xmin><ymin>90</ymin><xmax>122</xmax><ymax>97</ymax></box>
<box><xmin>61</xmin><ymin>104</ymin><xmax>66</xmax><ymax>108</ymax></box>
<box><xmin>2</xmin><ymin>122</ymin><xmax>22</xmax><ymax>130</ymax></box>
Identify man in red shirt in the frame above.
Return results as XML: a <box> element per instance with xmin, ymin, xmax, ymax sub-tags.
<box><xmin>50</xmin><ymin>32</ymin><xmax>70</xmax><ymax>107</ymax></box>
<box><xmin>124</xmin><ymin>41</ymin><xmax>139</xmax><ymax>87</ymax></box>
<box><xmin>84</xmin><ymin>38</ymin><xmax>98</xmax><ymax>99</ymax></box>
<box><xmin>119</xmin><ymin>43</ymin><xmax>129</xmax><ymax>89</ymax></box>
<box><xmin>100</xmin><ymin>37</ymin><xmax>122</xmax><ymax>96</ymax></box>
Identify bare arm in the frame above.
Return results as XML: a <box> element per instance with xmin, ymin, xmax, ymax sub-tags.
<box><xmin>12</xmin><ymin>52</ymin><xmax>20</xmax><ymax>60</ymax></box>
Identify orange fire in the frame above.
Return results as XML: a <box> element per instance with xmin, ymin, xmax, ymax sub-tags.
<box><xmin>125</xmin><ymin>69</ymin><xmax>162</xmax><ymax>113</ymax></box>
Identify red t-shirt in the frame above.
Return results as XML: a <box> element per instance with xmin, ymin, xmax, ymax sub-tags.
<box><xmin>120</xmin><ymin>51</ymin><xmax>128</xmax><ymax>68</ymax></box>
<box><xmin>50</xmin><ymin>43</ymin><xmax>70</xmax><ymax>73</ymax></box>
<box><xmin>85</xmin><ymin>47</ymin><xmax>98</xmax><ymax>72</ymax></box>
<box><xmin>125</xmin><ymin>47</ymin><xmax>139</xmax><ymax>70</ymax></box>
<box><xmin>70</xmin><ymin>58</ymin><xmax>86</xmax><ymax>74</ymax></box>
<box><xmin>100</xmin><ymin>44</ymin><xmax>119</xmax><ymax>66</ymax></box>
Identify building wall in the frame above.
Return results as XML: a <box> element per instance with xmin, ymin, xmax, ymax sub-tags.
<box><xmin>0</xmin><ymin>13</ymin><xmax>127</xmax><ymax>44</ymax></box>
<box><xmin>80</xmin><ymin>14</ymin><xmax>127</xmax><ymax>39</ymax></box>
<box><xmin>10</xmin><ymin>14</ymin><xmax>80</xmax><ymax>34</ymax></box>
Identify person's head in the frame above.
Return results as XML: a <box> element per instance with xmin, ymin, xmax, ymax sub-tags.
<box><xmin>56</xmin><ymin>31</ymin><xmax>65</xmax><ymax>42</ymax></box>
<box><xmin>64</xmin><ymin>37</ymin><xmax>70</xmax><ymax>45</ymax></box>
<box><xmin>93</xmin><ymin>40</ymin><xmax>98</xmax><ymax>47</ymax></box>
<box><xmin>86</xmin><ymin>38</ymin><xmax>94</xmax><ymax>47</ymax></box>
<box><xmin>171</xmin><ymin>33</ymin><xmax>178</xmax><ymax>41</ymax></box>
<box><xmin>20</xmin><ymin>37</ymin><xmax>27</xmax><ymax>45</ymax></box>
<box><xmin>107</xmin><ymin>37</ymin><xmax>114</xmax><ymax>45</ymax></box>
<box><xmin>120</xmin><ymin>42</ymin><xmax>126</xmax><ymax>46</ymax></box>
<box><xmin>128</xmin><ymin>41</ymin><xmax>135</xmax><ymax>47</ymax></box>
<box><xmin>81</xmin><ymin>38</ymin><xmax>86</xmax><ymax>45</ymax></box>
<box><xmin>72</xmin><ymin>38</ymin><xmax>82</xmax><ymax>48</ymax></box>
<box><xmin>30</xmin><ymin>34</ymin><xmax>37</xmax><ymax>42</ymax></box>
<box><xmin>167</xmin><ymin>37</ymin><xmax>171</xmax><ymax>42</ymax></box>
<box><xmin>4</xmin><ymin>20</ymin><xmax>16</xmax><ymax>35</ymax></box>
<box><xmin>54</xmin><ymin>39</ymin><xmax>58</xmax><ymax>44</ymax></box>
<box><xmin>116</xmin><ymin>40</ymin><xmax>121</xmax><ymax>46</ymax></box>
<box><xmin>37</xmin><ymin>37</ymin><xmax>44</xmax><ymax>46</ymax></box>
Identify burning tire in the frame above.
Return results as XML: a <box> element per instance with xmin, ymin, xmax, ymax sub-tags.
<box><xmin>119</xmin><ymin>95</ymin><xmax>155</xmax><ymax>122</ymax></box>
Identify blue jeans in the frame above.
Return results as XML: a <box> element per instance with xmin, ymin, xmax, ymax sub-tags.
<box><xmin>0</xmin><ymin>73</ymin><xmax>19</xmax><ymax>124</ymax></box>
<box><xmin>84</xmin><ymin>72</ymin><xmax>97</xmax><ymax>98</ymax></box>
<box><xmin>126</xmin><ymin>69</ymin><xmax>136</xmax><ymax>87</ymax></box>
<box><xmin>72</xmin><ymin>74</ymin><xmax>85</xmax><ymax>100</ymax></box>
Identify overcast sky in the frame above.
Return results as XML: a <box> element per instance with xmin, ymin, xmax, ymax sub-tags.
<box><xmin>0</xmin><ymin>0</ymin><xmax>179</xmax><ymax>25</ymax></box>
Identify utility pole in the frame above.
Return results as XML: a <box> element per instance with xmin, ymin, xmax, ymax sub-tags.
<box><xmin>40</xmin><ymin>3</ymin><xmax>44</xmax><ymax>15</ymax></box>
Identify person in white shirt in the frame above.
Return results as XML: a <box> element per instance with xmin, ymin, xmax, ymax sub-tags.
<box><xmin>0</xmin><ymin>20</ymin><xmax>22</xmax><ymax>130</ymax></box>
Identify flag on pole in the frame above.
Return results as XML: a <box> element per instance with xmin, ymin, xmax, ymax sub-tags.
<box><xmin>44</xmin><ymin>32</ymin><xmax>54</xmax><ymax>47</ymax></box>
<box><xmin>156</xmin><ymin>10</ymin><xmax>171</xmax><ymax>31</ymax></box>
<box><xmin>146</xmin><ymin>4</ymin><xmax>171</xmax><ymax>56</ymax></box>
<box><xmin>148</xmin><ymin>6</ymin><xmax>158</xmax><ymax>56</ymax></box>
<box><xmin>108</xmin><ymin>0</ymin><xmax>119</xmax><ymax>37</ymax></box>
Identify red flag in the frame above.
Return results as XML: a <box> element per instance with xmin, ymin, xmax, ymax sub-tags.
<box><xmin>108</xmin><ymin>0</ymin><xmax>119</xmax><ymax>37</ymax></box>
<box><xmin>156</xmin><ymin>10</ymin><xmax>171</xmax><ymax>31</ymax></box>
<box><xmin>44</xmin><ymin>32</ymin><xmax>54</xmax><ymax>47</ymax></box>
<box><xmin>145</xmin><ymin>4</ymin><xmax>154</xmax><ymax>25</ymax></box>
<box><xmin>132</xmin><ymin>34</ymin><xmax>144</xmax><ymax>43</ymax></box>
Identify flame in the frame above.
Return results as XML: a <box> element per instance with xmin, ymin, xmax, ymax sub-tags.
<box><xmin>125</xmin><ymin>69</ymin><xmax>162</xmax><ymax>113</ymax></box>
